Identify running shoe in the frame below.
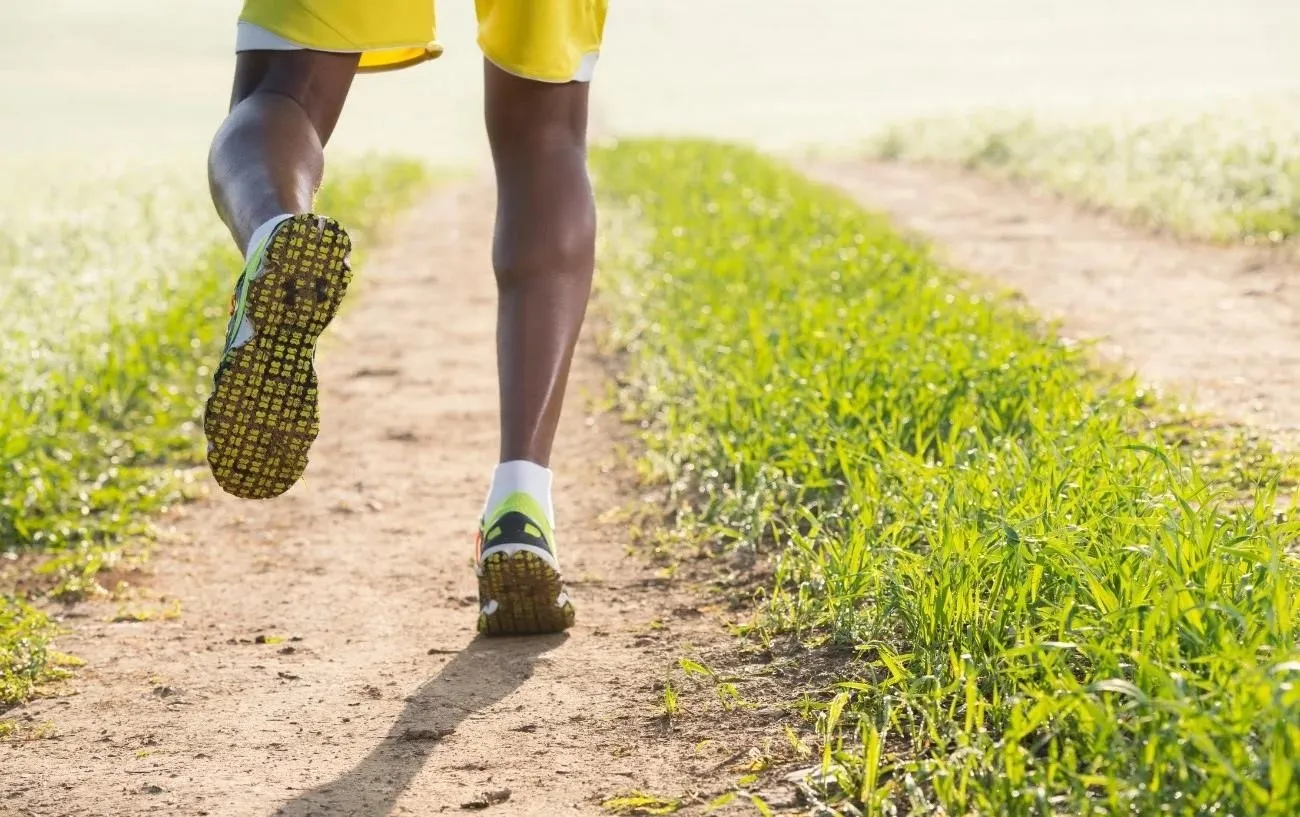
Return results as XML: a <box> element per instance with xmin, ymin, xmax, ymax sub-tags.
<box><xmin>476</xmin><ymin>492</ymin><xmax>575</xmax><ymax>635</ymax></box>
<box><xmin>203</xmin><ymin>214</ymin><xmax>353</xmax><ymax>500</ymax></box>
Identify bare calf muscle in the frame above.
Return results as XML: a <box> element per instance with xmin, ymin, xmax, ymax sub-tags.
<box><xmin>209</xmin><ymin>50</ymin><xmax>357</xmax><ymax>250</ymax></box>
<box><xmin>205</xmin><ymin>2</ymin><xmax>608</xmax><ymax>635</ymax></box>
<box><xmin>485</xmin><ymin>61</ymin><xmax>597</xmax><ymax>467</ymax></box>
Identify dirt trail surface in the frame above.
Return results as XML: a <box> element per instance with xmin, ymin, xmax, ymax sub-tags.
<box><xmin>4</xmin><ymin>183</ymin><xmax>739</xmax><ymax>816</ymax></box>
<box><xmin>809</xmin><ymin>160</ymin><xmax>1300</xmax><ymax>445</ymax></box>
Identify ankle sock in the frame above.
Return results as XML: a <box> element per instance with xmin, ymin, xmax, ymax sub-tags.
<box><xmin>245</xmin><ymin>213</ymin><xmax>294</xmax><ymax>260</ymax></box>
<box><xmin>483</xmin><ymin>460</ymin><xmax>555</xmax><ymax>528</ymax></box>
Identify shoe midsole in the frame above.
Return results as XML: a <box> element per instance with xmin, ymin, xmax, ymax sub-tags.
<box><xmin>476</xmin><ymin>542</ymin><xmax>561</xmax><ymax>575</ymax></box>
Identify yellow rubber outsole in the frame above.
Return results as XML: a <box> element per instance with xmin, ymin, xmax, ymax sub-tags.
<box><xmin>204</xmin><ymin>215</ymin><xmax>352</xmax><ymax>500</ymax></box>
<box><xmin>477</xmin><ymin>550</ymin><xmax>576</xmax><ymax>636</ymax></box>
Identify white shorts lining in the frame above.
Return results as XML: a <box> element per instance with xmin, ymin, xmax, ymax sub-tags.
<box><xmin>235</xmin><ymin>21</ymin><xmax>361</xmax><ymax>53</ymax></box>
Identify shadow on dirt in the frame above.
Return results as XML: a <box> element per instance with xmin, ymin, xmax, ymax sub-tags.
<box><xmin>273</xmin><ymin>633</ymin><xmax>567</xmax><ymax>816</ymax></box>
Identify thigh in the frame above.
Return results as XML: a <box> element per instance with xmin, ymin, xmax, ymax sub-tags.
<box><xmin>230</xmin><ymin>50</ymin><xmax>359</xmax><ymax>145</ymax></box>
<box><xmin>476</xmin><ymin>0</ymin><xmax>608</xmax><ymax>84</ymax></box>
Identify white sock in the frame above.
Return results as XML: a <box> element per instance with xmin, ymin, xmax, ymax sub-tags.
<box><xmin>483</xmin><ymin>460</ymin><xmax>555</xmax><ymax>527</ymax></box>
<box><xmin>245</xmin><ymin>213</ymin><xmax>294</xmax><ymax>260</ymax></box>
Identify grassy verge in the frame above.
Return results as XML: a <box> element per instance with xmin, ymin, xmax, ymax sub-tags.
<box><xmin>593</xmin><ymin>140</ymin><xmax>1300</xmax><ymax>815</ymax></box>
<box><xmin>0</xmin><ymin>156</ymin><xmax>430</xmax><ymax>708</ymax></box>
<box><xmin>870</xmin><ymin>99</ymin><xmax>1300</xmax><ymax>244</ymax></box>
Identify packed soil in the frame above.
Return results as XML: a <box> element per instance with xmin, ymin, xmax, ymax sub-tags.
<box><xmin>2</xmin><ymin>182</ymin><xmax>768</xmax><ymax>817</ymax></box>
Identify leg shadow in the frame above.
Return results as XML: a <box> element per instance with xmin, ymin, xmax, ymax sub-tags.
<box><xmin>274</xmin><ymin>633</ymin><xmax>566</xmax><ymax>816</ymax></box>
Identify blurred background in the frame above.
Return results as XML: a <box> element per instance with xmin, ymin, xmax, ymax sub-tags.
<box><xmin>5</xmin><ymin>0</ymin><xmax>1300</xmax><ymax>165</ymax></box>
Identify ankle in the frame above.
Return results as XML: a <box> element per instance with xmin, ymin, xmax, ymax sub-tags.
<box><xmin>244</xmin><ymin>213</ymin><xmax>294</xmax><ymax>259</ymax></box>
<box><xmin>483</xmin><ymin>460</ymin><xmax>554</xmax><ymax>527</ymax></box>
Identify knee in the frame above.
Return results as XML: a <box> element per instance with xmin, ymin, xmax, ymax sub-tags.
<box><xmin>487</xmin><ymin>95</ymin><xmax>595</xmax><ymax>290</ymax></box>
<box><xmin>228</xmin><ymin>50</ymin><xmax>357</xmax><ymax>143</ymax></box>
<box><xmin>492</xmin><ymin>206</ymin><xmax>596</xmax><ymax>290</ymax></box>
<box><xmin>489</xmin><ymin>117</ymin><xmax>588</xmax><ymax>179</ymax></box>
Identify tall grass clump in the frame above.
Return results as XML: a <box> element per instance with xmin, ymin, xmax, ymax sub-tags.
<box><xmin>594</xmin><ymin>140</ymin><xmax>1300</xmax><ymax>815</ymax></box>
<box><xmin>1</xmin><ymin>155</ymin><xmax>429</xmax><ymax>706</ymax></box>
<box><xmin>872</xmin><ymin>98</ymin><xmax>1300</xmax><ymax>244</ymax></box>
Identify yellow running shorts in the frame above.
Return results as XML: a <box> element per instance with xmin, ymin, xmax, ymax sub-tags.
<box><xmin>237</xmin><ymin>0</ymin><xmax>608</xmax><ymax>82</ymax></box>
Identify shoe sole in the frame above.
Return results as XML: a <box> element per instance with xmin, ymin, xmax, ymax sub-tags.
<box><xmin>204</xmin><ymin>215</ymin><xmax>353</xmax><ymax>500</ymax></box>
<box><xmin>477</xmin><ymin>550</ymin><xmax>576</xmax><ymax>636</ymax></box>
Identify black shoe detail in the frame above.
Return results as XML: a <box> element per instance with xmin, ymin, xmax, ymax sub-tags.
<box><xmin>481</xmin><ymin>510</ymin><xmax>553</xmax><ymax>556</ymax></box>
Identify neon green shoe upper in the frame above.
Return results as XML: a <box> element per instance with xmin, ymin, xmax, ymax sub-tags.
<box><xmin>217</xmin><ymin>228</ymin><xmax>282</xmax><ymax>365</ymax></box>
<box><xmin>476</xmin><ymin>492</ymin><xmax>559</xmax><ymax>569</ymax></box>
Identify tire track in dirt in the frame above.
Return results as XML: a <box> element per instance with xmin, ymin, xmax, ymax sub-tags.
<box><xmin>809</xmin><ymin>160</ymin><xmax>1300</xmax><ymax>447</ymax></box>
<box><xmin>3</xmin><ymin>182</ymin><xmax>750</xmax><ymax>816</ymax></box>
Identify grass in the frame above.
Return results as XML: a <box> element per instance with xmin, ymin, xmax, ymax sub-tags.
<box><xmin>870</xmin><ymin>97</ymin><xmax>1300</xmax><ymax>244</ymax></box>
<box><xmin>602</xmin><ymin>792</ymin><xmax>683</xmax><ymax>815</ymax></box>
<box><xmin>0</xmin><ymin>597</ymin><xmax>63</xmax><ymax>705</ymax></box>
<box><xmin>0</xmin><ymin>156</ymin><xmax>431</xmax><ymax>707</ymax></box>
<box><xmin>593</xmin><ymin>140</ymin><xmax>1300</xmax><ymax>815</ymax></box>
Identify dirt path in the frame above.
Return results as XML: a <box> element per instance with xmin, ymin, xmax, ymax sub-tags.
<box><xmin>3</xmin><ymin>183</ymin><xmax>742</xmax><ymax>816</ymax></box>
<box><xmin>808</xmin><ymin>160</ymin><xmax>1300</xmax><ymax>446</ymax></box>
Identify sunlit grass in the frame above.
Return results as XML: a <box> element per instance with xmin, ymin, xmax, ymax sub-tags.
<box><xmin>870</xmin><ymin>97</ymin><xmax>1300</xmax><ymax>243</ymax></box>
<box><xmin>0</xmin><ymin>597</ymin><xmax>62</xmax><ymax>705</ymax></box>
<box><xmin>0</xmin><ymin>155</ymin><xmax>430</xmax><ymax>706</ymax></box>
<box><xmin>594</xmin><ymin>140</ymin><xmax>1300</xmax><ymax>814</ymax></box>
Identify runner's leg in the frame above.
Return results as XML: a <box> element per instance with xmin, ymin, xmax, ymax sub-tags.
<box><xmin>474</xmin><ymin>59</ymin><xmax>595</xmax><ymax>635</ymax></box>
<box><xmin>203</xmin><ymin>50</ymin><xmax>359</xmax><ymax>500</ymax></box>
<box><xmin>484</xmin><ymin>61</ymin><xmax>596</xmax><ymax>468</ymax></box>
<box><xmin>208</xmin><ymin>50</ymin><xmax>358</xmax><ymax>252</ymax></box>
